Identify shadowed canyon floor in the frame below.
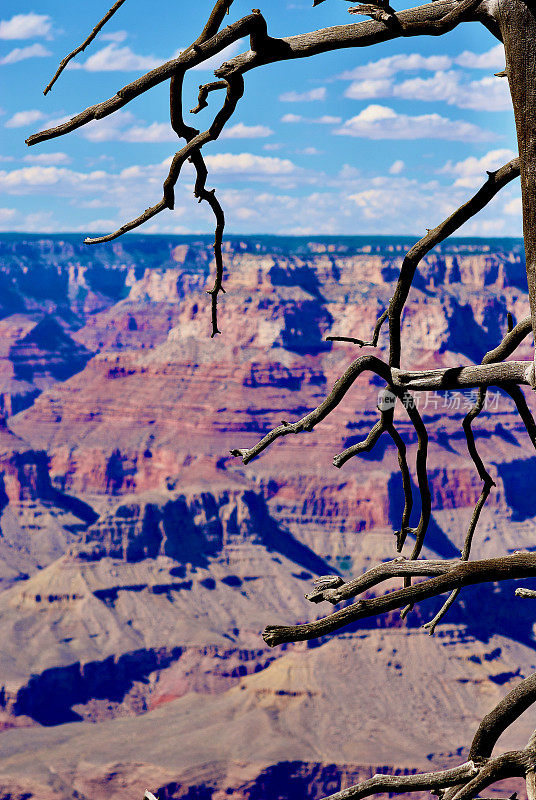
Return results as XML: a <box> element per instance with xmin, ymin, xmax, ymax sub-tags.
<box><xmin>0</xmin><ymin>234</ymin><xmax>535</xmax><ymax>799</ymax></box>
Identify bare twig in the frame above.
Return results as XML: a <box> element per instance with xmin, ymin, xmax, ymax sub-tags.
<box><xmin>400</xmin><ymin>389</ymin><xmax>430</xmax><ymax>562</ymax></box>
<box><xmin>166</xmin><ymin>50</ymin><xmax>228</xmax><ymax>336</ymax></box>
<box><xmin>163</xmin><ymin>73</ymin><xmax>245</xmax><ymax>209</ymax></box>
<box><xmin>423</xmin><ymin>483</ymin><xmax>492</xmax><ymax>634</ymax></box>
<box><xmin>332</xmin><ymin>417</ymin><xmax>386</xmax><ymax>467</ymax></box>
<box><xmin>504</xmin><ymin>384</ymin><xmax>536</xmax><ymax>450</ymax></box>
<box><xmin>43</xmin><ymin>0</ymin><xmax>127</xmax><ymax>95</ymax></box>
<box><xmin>386</xmin><ymin>420</ymin><xmax>414</xmax><ymax>544</ymax></box>
<box><xmin>191</xmin><ymin>150</ymin><xmax>226</xmax><ymax>337</ymax></box>
<box><xmin>327</xmin><ymin>308</ymin><xmax>388</xmax><ymax>348</ymax></box>
<box><xmin>190</xmin><ymin>80</ymin><xmax>228</xmax><ymax>114</ymax></box>
<box><xmin>83</xmin><ymin>199</ymin><xmax>168</xmax><ymax>245</ymax></box>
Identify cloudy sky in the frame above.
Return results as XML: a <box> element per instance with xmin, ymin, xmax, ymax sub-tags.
<box><xmin>0</xmin><ymin>0</ymin><xmax>522</xmax><ymax>237</ymax></box>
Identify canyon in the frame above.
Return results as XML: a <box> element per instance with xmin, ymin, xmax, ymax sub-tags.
<box><xmin>0</xmin><ymin>233</ymin><xmax>534</xmax><ymax>800</ymax></box>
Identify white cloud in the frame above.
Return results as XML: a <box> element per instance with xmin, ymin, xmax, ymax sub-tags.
<box><xmin>281</xmin><ymin>113</ymin><xmax>341</xmax><ymax>124</ymax></box>
<box><xmin>0</xmin><ymin>13</ymin><xmax>52</xmax><ymax>40</ymax></box>
<box><xmin>456</xmin><ymin>76</ymin><xmax>510</xmax><ymax>111</ymax></box>
<box><xmin>337</xmin><ymin>53</ymin><xmax>452</xmax><ymax>82</ymax></box>
<box><xmin>39</xmin><ymin>114</ymin><xmax>73</xmax><ymax>131</ymax></box>
<box><xmin>336</xmin><ymin>104</ymin><xmax>492</xmax><ymax>141</ymax></box>
<box><xmin>15</xmin><ymin>210</ymin><xmax>55</xmax><ymax>232</ymax></box>
<box><xmin>72</xmin><ymin>111</ymin><xmax>173</xmax><ymax>144</ymax></box>
<box><xmin>504</xmin><ymin>197</ymin><xmax>522</xmax><ymax>216</ymax></box>
<box><xmin>5</xmin><ymin>109</ymin><xmax>44</xmax><ymax>128</ymax></box>
<box><xmin>122</xmin><ymin>122</ymin><xmax>176</xmax><ymax>143</ymax></box>
<box><xmin>338</xmin><ymin>164</ymin><xmax>360</xmax><ymax>180</ymax></box>
<box><xmin>338</xmin><ymin>45</ymin><xmax>509</xmax><ymax>113</ymax></box>
<box><xmin>69</xmin><ymin>43</ymin><xmax>162</xmax><ymax>72</ymax></box>
<box><xmin>441</xmin><ymin>148</ymin><xmax>517</xmax><ymax>187</ymax></box>
<box><xmin>100</xmin><ymin>30</ymin><xmax>128</xmax><ymax>43</ymax></box>
<box><xmin>203</xmin><ymin>152</ymin><xmax>296</xmax><ymax>176</ymax></box>
<box><xmin>24</xmin><ymin>152</ymin><xmax>71</xmax><ymax>165</ymax></box>
<box><xmin>84</xmin><ymin>216</ymin><xmax>122</xmax><ymax>231</ymax></box>
<box><xmin>0</xmin><ymin>154</ymin><xmax>522</xmax><ymax>236</ymax></box>
<box><xmin>76</xmin><ymin>112</ymin><xmax>273</xmax><ymax>144</ymax></box>
<box><xmin>455</xmin><ymin>44</ymin><xmax>505</xmax><ymax>70</ymax></box>
<box><xmin>214</xmin><ymin>175</ymin><xmax>518</xmax><ymax>235</ymax></box>
<box><xmin>345</xmin><ymin>69</ymin><xmax>510</xmax><ymax>111</ymax></box>
<box><xmin>80</xmin><ymin>111</ymin><xmax>136</xmax><ymax>142</ymax></box>
<box><xmin>0</xmin><ymin>43</ymin><xmax>51</xmax><ymax>65</ymax></box>
<box><xmin>344</xmin><ymin>79</ymin><xmax>392</xmax><ymax>100</ymax></box>
<box><xmin>69</xmin><ymin>39</ymin><xmax>243</xmax><ymax>74</ymax></box>
<box><xmin>80</xmin><ymin>115</ymin><xmax>274</xmax><ymax>144</ymax></box>
<box><xmin>315</xmin><ymin>115</ymin><xmax>341</xmax><ymax>124</ymax></box>
<box><xmin>190</xmin><ymin>40</ymin><xmax>243</xmax><ymax>71</ymax></box>
<box><xmin>389</xmin><ymin>159</ymin><xmax>405</xmax><ymax>175</ymax></box>
<box><xmin>336</xmin><ymin>46</ymin><xmax>504</xmax><ymax>85</ymax></box>
<box><xmin>394</xmin><ymin>71</ymin><xmax>461</xmax><ymax>104</ymax></box>
<box><xmin>0</xmin><ymin>207</ymin><xmax>16</xmax><ymax>223</ymax></box>
<box><xmin>0</xmin><ymin>165</ymin><xmax>108</xmax><ymax>191</ymax></box>
<box><xmin>279</xmin><ymin>87</ymin><xmax>326</xmax><ymax>102</ymax></box>
<box><xmin>221</xmin><ymin>123</ymin><xmax>273</xmax><ymax>139</ymax></box>
<box><xmin>394</xmin><ymin>71</ymin><xmax>510</xmax><ymax>111</ymax></box>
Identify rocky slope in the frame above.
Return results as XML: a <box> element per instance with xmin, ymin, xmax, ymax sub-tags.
<box><xmin>0</xmin><ymin>628</ymin><xmax>532</xmax><ymax>799</ymax></box>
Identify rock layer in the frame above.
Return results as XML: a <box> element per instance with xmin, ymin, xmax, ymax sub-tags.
<box><xmin>0</xmin><ymin>234</ymin><xmax>535</xmax><ymax>800</ymax></box>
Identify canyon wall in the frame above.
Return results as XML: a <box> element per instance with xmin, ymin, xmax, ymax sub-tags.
<box><xmin>0</xmin><ymin>234</ymin><xmax>534</xmax><ymax>800</ymax></box>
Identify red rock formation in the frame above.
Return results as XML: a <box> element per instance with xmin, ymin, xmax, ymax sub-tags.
<box><xmin>0</xmin><ymin>235</ymin><xmax>535</xmax><ymax>800</ymax></box>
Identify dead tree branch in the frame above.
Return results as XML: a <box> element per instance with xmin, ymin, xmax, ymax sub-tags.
<box><xmin>387</xmin><ymin>157</ymin><xmax>520</xmax><ymax>368</ymax></box>
<box><xmin>230</xmin><ymin>357</ymin><xmax>532</xmax><ymax>465</ymax></box>
<box><xmin>319</xmin><ymin>762</ymin><xmax>479</xmax><ymax>800</ymax></box>
<box><xmin>26</xmin><ymin>12</ymin><xmax>264</xmax><ymax>147</ymax></box>
<box><xmin>28</xmin><ymin>0</ymin><xmax>485</xmax><ymax>150</ymax></box>
<box><xmin>422</xmin><ymin>315</ymin><xmax>533</xmax><ymax>632</ymax></box>
<box><xmin>262</xmin><ymin>553</ymin><xmax>536</xmax><ymax>646</ymax></box>
<box><xmin>190</xmin><ymin>80</ymin><xmax>228</xmax><ymax>114</ymax></box>
<box><xmin>327</xmin><ymin>308</ymin><xmax>388</xmax><ymax>348</ymax></box>
<box><xmin>305</xmin><ymin>557</ymin><xmax>461</xmax><ymax>605</ymax></box>
<box><xmin>43</xmin><ymin>0</ymin><xmax>127</xmax><ymax>95</ymax></box>
<box><xmin>470</xmin><ymin>673</ymin><xmax>536</xmax><ymax>761</ymax></box>
<box><xmin>215</xmin><ymin>0</ymin><xmax>488</xmax><ymax>80</ymax></box>
<box><xmin>31</xmin><ymin>8</ymin><xmax>536</xmax><ymax>800</ymax></box>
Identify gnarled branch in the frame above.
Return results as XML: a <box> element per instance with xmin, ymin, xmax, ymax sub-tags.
<box><xmin>262</xmin><ymin>553</ymin><xmax>536</xmax><ymax>646</ymax></box>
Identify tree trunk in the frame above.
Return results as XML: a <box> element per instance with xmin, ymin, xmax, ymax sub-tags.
<box><xmin>501</xmin><ymin>0</ymin><xmax>536</xmax><ymax>383</ymax></box>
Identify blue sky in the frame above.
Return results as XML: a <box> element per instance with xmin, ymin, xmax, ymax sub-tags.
<box><xmin>0</xmin><ymin>0</ymin><xmax>522</xmax><ymax>237</ymax></box>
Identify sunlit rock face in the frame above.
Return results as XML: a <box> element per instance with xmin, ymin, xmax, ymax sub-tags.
<box><xmin>0</xmin><ymin>234</ymin><xmax>533</xmax><ymax>800</ymax></box>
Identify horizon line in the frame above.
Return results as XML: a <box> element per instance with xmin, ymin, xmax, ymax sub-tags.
<box><xmin>0</xmin><ymin>230</ymin><xmax>526</xmax><ymax>242</ymax></box>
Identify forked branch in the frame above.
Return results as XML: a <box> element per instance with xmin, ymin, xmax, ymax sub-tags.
<box><xmin>262</xmin><ymin>553</ymin><xmax>536</xmax><ymax>646</ymax></box>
